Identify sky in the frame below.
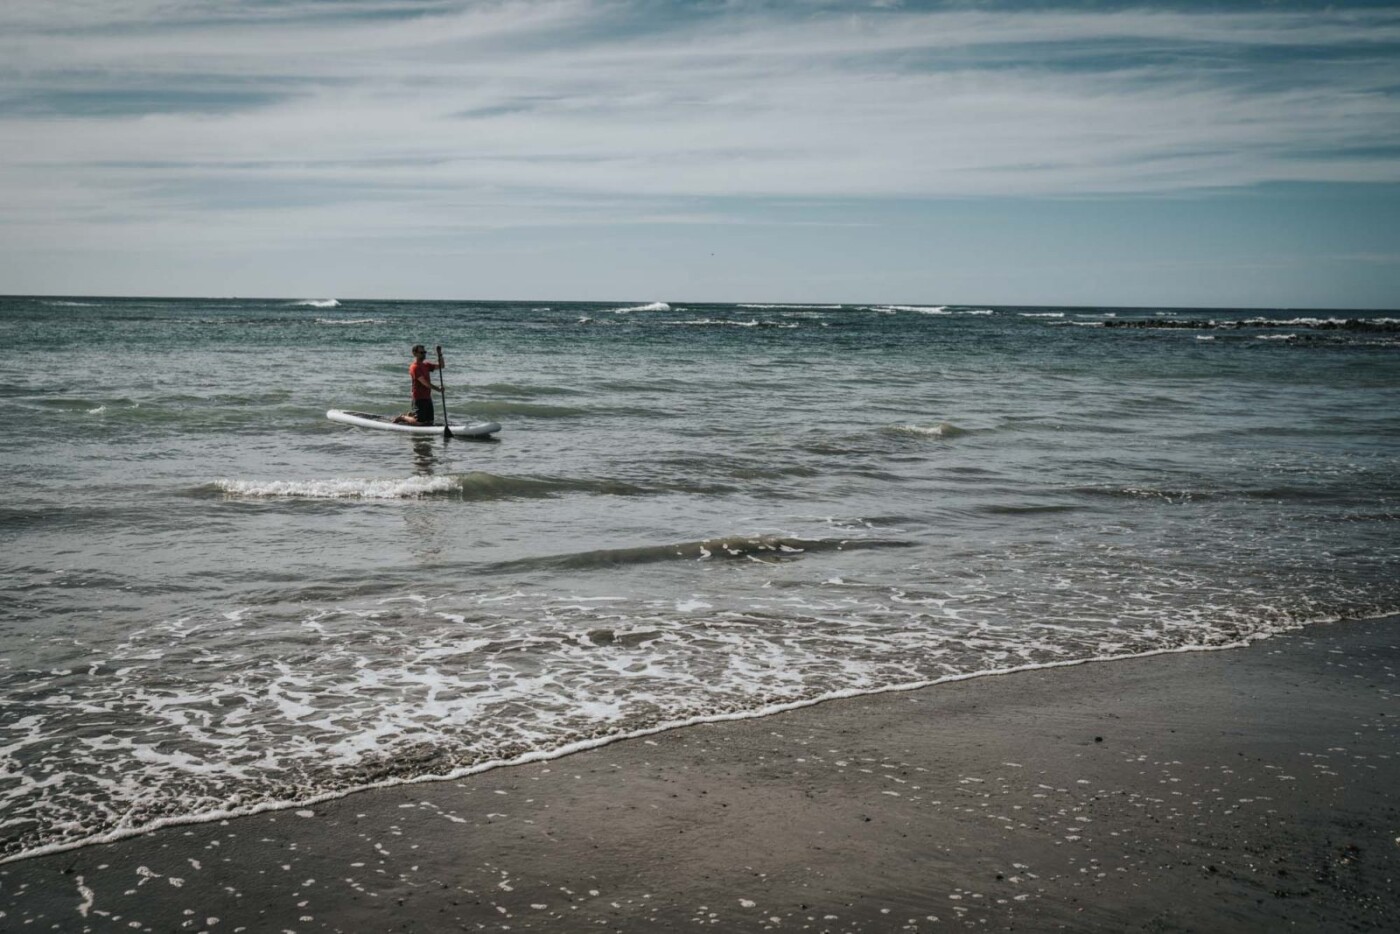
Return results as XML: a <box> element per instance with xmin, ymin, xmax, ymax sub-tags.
<box><xmin>2</xmin><ymin>0</ymin><xmax>1399</xmax><ymax>308</ymax></box>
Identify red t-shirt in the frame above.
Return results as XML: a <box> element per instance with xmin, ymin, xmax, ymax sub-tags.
<box><xmin>410</xmin><ymin>360</ymin><xmax>438</xmax><ymax>400</ymax></box>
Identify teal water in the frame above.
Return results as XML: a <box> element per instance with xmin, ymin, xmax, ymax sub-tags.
<box><xmin>1</xmin><ymin>296</ymin><xmax>1397</xmax><ymax>862</ymax></box>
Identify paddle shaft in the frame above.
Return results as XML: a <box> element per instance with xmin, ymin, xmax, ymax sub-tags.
<box><xmin>436</xmin><ymin>345</ymin><xmax>453</xmax><ymax>438</ymax></box>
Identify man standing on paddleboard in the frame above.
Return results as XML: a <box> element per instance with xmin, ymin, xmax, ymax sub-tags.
<box><xmin>393</xmin><ymin>344</ymin><xmax>445</xmax><ymax>426</ymax></box>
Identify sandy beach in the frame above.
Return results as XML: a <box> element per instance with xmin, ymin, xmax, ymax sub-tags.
<box><xmin>3</xmin><ymin>616</ymin><xmax>1396</xmax><ymax>933</ymax></box>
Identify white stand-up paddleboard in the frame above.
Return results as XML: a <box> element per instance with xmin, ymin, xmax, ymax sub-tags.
<box><xmin>327</xmin><ymin>409</ymin><xmax>501</xmax><ymax>437</ymax></box>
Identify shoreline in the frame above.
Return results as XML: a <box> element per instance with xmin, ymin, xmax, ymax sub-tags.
<box><xmin>0</xmin><ymin>622</ymin><xmax>1347</xmax><ymax>869</ymax></box>
<box><xmin>3</xmin><ymin>615</ymin><xmax>1396</xmax><ymax>932</ymax></box>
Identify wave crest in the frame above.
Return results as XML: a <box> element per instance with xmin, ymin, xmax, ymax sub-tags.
<box><xmin>663</xmin><ymin>318</ymin><xmax>798</xmax><ymax>329</ymax></box>
<box><xmin>209</xmin><ymin>472</ymin><xmax>677</xmax><ymax>502</ymax></box>
<box><xmin>214</xmin><ymin>476</ymin><xmax>459</xmax><ymax>499</ymax></box>
<box><xmin>1103</xmin><ymin>317</ymin><xmax>1400</xmax><ymax>332</ymax></box>
<box><xmin>875</xmin><ymin>305</ymin><xmax>949</xmax><ymax>314</ymax></box>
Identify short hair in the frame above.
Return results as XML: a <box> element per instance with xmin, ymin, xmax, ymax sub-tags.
<box><xmin>412</xmin><ymin>344</ymin><xmax>426</xmax><ymax>354</ymax></box>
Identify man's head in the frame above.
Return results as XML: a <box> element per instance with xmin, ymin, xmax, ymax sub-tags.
<box><xmin>412</xmin><ymin>344</ymin><xmax>426</xmax><ymax>358</ymax></box>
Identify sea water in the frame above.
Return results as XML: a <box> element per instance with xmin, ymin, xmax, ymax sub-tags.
<box><xmin>1</xmin><ymin>296</ymin><xmax>1397</xmax><ymax>862</ymax></box>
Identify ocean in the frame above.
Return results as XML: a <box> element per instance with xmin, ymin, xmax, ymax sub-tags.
<box><xmin>1</xmin><ymin>295</ymin><xmax>1396</xmax><ymax>864</ymax></box>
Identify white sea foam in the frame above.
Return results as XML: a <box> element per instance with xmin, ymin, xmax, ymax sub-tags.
<box><xmin>1236</xmin><ymin>316</ymin><xmax>1399</xmax><ymax>328</ymax></box>
<box><xmin>1196</xmin><ymin>335</ymin><xmax>1216</xmax><ymax>341</ymax></box>
<box><xmin>215</xmin><ymin>477</ymin><xmax>459</xmax><ymax>499</ymax></box>
<box><xmin>612</xmin><ymin>301</ymin><xmax>670</xmax><ymax>314</ymax></box>
<box><xmin>316</xmin><ymin>317</ymin><xmax>385</xmax><ymax>326</ymax></box>
<box><xmin>1020</xmin><ymin>312</ymin><xmax>1065</xmax><ymax>318</ymax></box>
<box><xmin>677</xmin><ymin>318</ymin><xmax>758</xmax><ymax>327</ymax></box>
<box><xmin>3</xmin><ymin>550</ymin><xmax>1392</xmax><ymax>868</ymax></box>
<box><xmin>87</xmin><ymin>405</ymin><xmax>107</xmax><ymax>414</ymax></box>
<box><xmin>1256</xmin><ymin>334</ymin><xmax>1297</xmax><ymax>341</ymax></box>
<box><xmin>737</xmin><ymin>303</ymin><xmax>844</xmax><ymax>309</ymax></box>
<box><xmin>1242</xmin><ymin>316</ymin><xmax>1342</xmax><ymax>327</ymax></box>
<box><xmin>3</xmin><ymin>612</ymin><xmax>1361</xmax><ymax>869</ymax></box>
<box><xmin>294</xmin><ymin>299</ymin><xmax>340</xmax><ymax>308</ymax></box>
<box><xmin>664</xmin><ymin>318</ymin><xmax>797</xmax><ymax>329</ymax></box>
<box><xmin>877</xmin><ymin>305</ymin><xmax>949</xmax><ymax>314</ymax></box>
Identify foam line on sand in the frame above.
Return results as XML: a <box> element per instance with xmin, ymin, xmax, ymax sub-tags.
<box><xmin>1</xmin><ymin>616</ymin><xmax>1395</xmax><ymax>932</ymax></box>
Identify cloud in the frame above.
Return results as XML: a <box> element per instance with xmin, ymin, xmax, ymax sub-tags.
<box><xmin>2</xmin><ymin>0</ymin><xmax>1399</xmax><ymax>252</ymax></box>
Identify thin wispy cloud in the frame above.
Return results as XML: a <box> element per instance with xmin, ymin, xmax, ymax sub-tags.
<box><xmin>2</xmin><ymin>1</ymin><xmax>1398</xmax><ymax>303</ymax></box>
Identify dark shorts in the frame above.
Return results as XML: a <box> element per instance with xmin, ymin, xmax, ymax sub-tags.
<box><xmin>412</xmin><ymin>397</ymin><xmax>434</xmax><ymax>425</ymax></box>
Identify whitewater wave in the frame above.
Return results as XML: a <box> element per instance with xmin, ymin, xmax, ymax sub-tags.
<box><xmin>737</xmin><ymin>303</ymin><xmax>845</xmax><ymax>310</ymax></box>
<box><xmin>663</xmin><ymin>318</ymin><xmax>798</xmax><ymax>329</ymax></box>
<box><xmin>214</xmin><ymin>476</ymin><xmax>460</xmax><ymax>499</ymax></box>
<box><xmin>875</xmin><ymin>305</ymin><xmax>950</xmax><ymax>315</ymax></box>
<box><xmin>1103</xmin><ymin>317</ymin><xmax>1400</xmax><ymax>332</ymax></box>
<box><xmin>316</xmin><ymin>317</ymin><xmax>385</xmax><ymax>326</ymax></box>
<box><xmin>294</xmin><ymin>299</ymin><xmax>340</xmax><ymax>308</ymax></box>
<box><xmin>208</xmin><ymin>471</ymin><xmax>700</xmax><ymax>502</ymax></box>
<box><xmin>1243</xmin><ymin>316</ymin><xmax>1400</xmax><ymax>328</ymax></box>
<box><xmin>612</xmin><ymin>302</ymin><xmax>670</xmax><ymax>314</ymax></box>
<box><xmin>1020</xmin><ymin>312</ymin><xmax>1065</xmax><ymax>318</ymax></box>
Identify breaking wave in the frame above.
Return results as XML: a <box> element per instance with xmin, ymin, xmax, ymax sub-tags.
<box><xmin>737</xmin><ymin>303</ymin><xmax>845</xmax><ymax>309</ymax></box>
<box><xmin>205</xmin><ymin>472</ymin><xmax>728</xmax><ymax>502</ymax></box>
<box><xmin>212</xmin><ymin>476</ymin><xmax>461</xmax><ymax>499</ymax></box>
<box><xmin>874</xmin><ymin>305</ymin><xmax>950</xmax><ymax>314</ymax></box>
<box><xmin>1103</xmin><ymin>317</ymin><xmax>1400</xmax><ymax>332</ymax></box>
<box><xmin>663</xmin><ymin>318</ymin><xmax>798</xmax><ymax>329</ymax></box>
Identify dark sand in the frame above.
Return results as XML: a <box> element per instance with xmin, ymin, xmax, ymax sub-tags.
<box><xmin>3</xmin><ymin>617</ymin><xmax>1396</xmax><ymax>933</ymax></box>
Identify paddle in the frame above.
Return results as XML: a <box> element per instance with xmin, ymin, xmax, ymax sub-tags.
<box><xmin>436</xmin><ymin>345</ymin><xmax>453</xmax><ymax>439</ymax></box>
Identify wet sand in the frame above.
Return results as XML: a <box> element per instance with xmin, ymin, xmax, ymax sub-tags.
<box><xmin>2</xmin><ymin>616</ymin><xmax>1396</xmax><ymax>933</ymax></box>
